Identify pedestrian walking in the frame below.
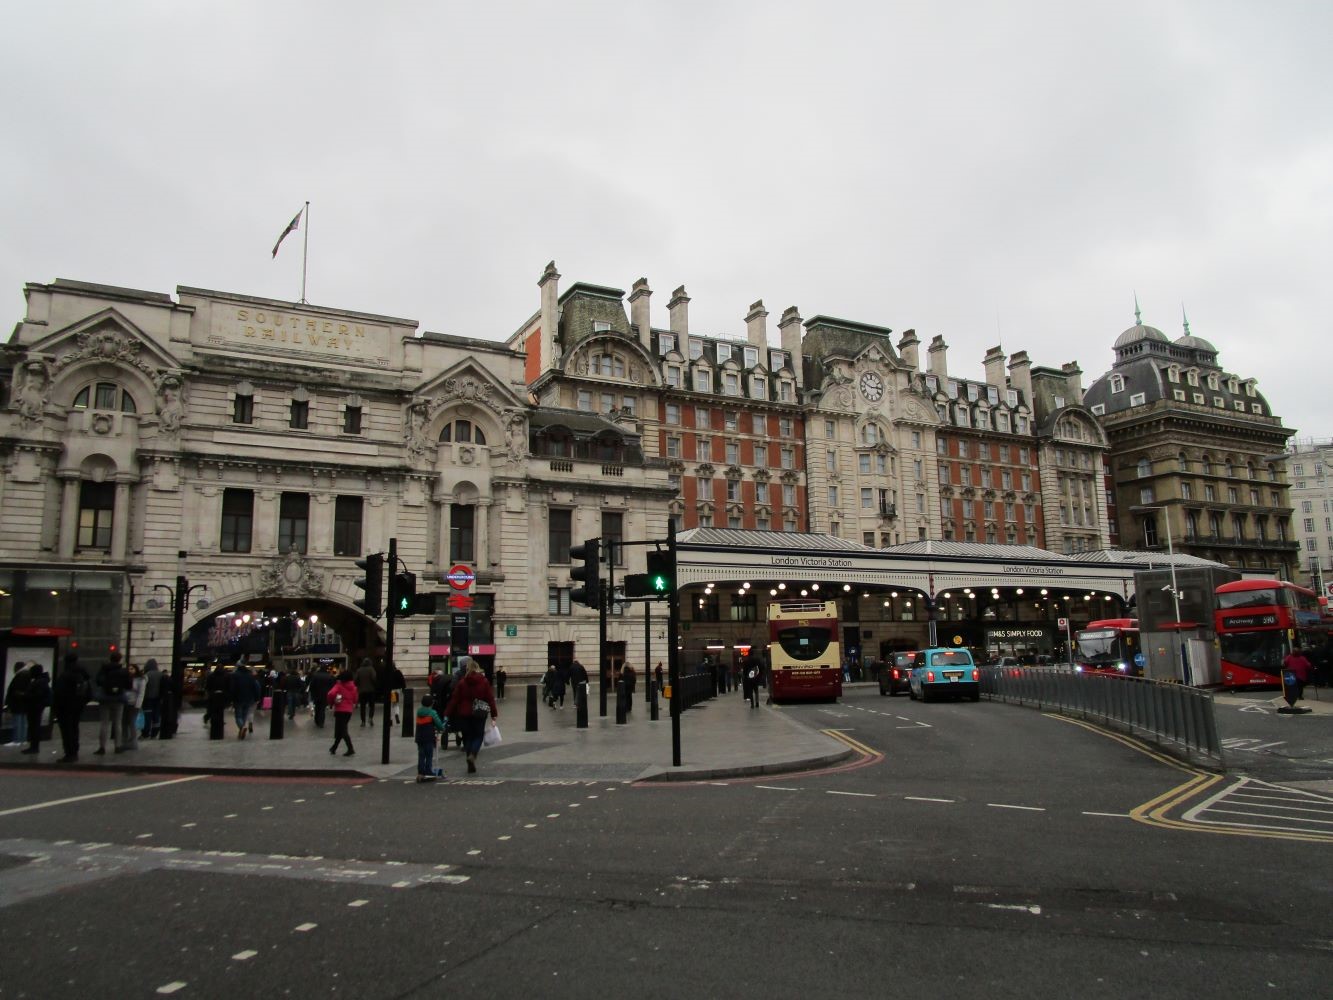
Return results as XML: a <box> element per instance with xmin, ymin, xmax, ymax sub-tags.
<box><xmin>328</xmin><ymin>670</ymin><xmax>358</xmax><ymax>756</ymax></box>
<box><xmin>283</xmin><ymin>665</ymin><xmax>303</xmax><ymax>721</ymax></box>
<box><xmin>229</xmin><ymin>663</ymin><xmax>261</xmax><ymax>739</ymax></box>
<box><xmin>742</xmin><ymin>656</ymin><xmax>760</xmax><ymax>709</ymax></box>
<box><xmin>443</xmin><ymin>657</ymin><xmax>498</xmax><ymax>774</ymax></box>
<box><xmin>5</xmin><ymin>660</ymin><xmax>32</xmax><ymax>747</ymax></box>
<box><xmin>307</xmin><ymin>662</ymin><xmax>334</xmax><ymax>729</ymax></box>
<box><xmin>414</xmin><ymin>693</ymin><xmax>447</xmax><ymax>782</ymax></box>
<box><xmin>555</xmin><ymin>661</ymin><xmax>571</xmax><ymax>708</ymax></box>
<box><xmin>140</xmin><ymin>659</ymin><xmax>163</xmax><ymax>738</ymax></box>
<box><xmin>654</xmin><ymin>661</ymin><xmax>664</xmax><ymax>693</ymax></box>
<box><xmin>354</xmin><ymin>657</ymin><xmax>378</xmax><ymax>727</ymax></box>
<box><xmin>622</xmin><ymin>662</ymin><xmax>636</xmax><ymax>712</ymax></box>
<box><xmin>387</xmin><ymin>661</ymin><xmax>406</xmax><ymax>725</ymax></box>
<box><xmin>495</xmin><ymin>666</ymin><xmax>507</xmax><ymax>700</ymax></box>
<box><xmin>204</xmin><ymin>662</ymin><xmax>230</xmax><ymax>728</ymax></box>
<box><xmin>120</xmin><ymin>663</ymin><xmax>145</xmax><ymax>750</ymax></box>
<box><xmin>1282</xmin><ymin>646</ymin><xmax>1313</xmax><ymax>703</ymax></box>
<box><xmin>20</xmin><ymin>665</ymin><xmax>50</xmax><ymax>755</ymax></box>
<box><xmin>93</xmin><ymin>652</ymin><xmax>129</xmax><ymax>754</ymax></box>
<box><xmin>52</xmin><ymin>652</ymin><xmax>90</xmax><ymax>762</ymax></box>
<box><xmin>569</xmin><ymin>659</ymin><xmax>589</xmax><ymax>709</ymax></box>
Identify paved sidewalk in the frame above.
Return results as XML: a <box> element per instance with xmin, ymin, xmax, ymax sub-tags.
<box><xmin>1</xmin><ymin>684</ymin><xmax>854</xmax><ymax>783</ymax></box>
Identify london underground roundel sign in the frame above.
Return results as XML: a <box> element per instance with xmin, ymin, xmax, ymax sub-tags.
<box><xmin>446</xmin><ymin>564</ymin><xmax>475</xmax><ymax>591</ymax></box>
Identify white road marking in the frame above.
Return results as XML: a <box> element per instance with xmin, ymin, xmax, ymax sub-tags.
<box><xmin>181</xmin><ymin>823</ymin><xmax>196</xmax><ymax>829</ymax></box>
<box><xmin>523</xmin><ymin>823</ymin><xmax>538</xmax><ymax>829</ymax></box>
<box><xmin>467</xmin><ymin>849</ymin><xmax>481</xmax><ymax>855</ymax></box>
<box><xmin>827</xmin><ymin>790</ymin><xmax>876</xmax><ymax>798</ymax></box>
<box><xmin>988</xmin><ymin>903</ymin><xmax>1043</xmax><ymax>915</ymax></box>
<box><xmin>348</xmin><ymin>900</ymin><xmax>369</xmax><ymax>907</ymax></box>
<box><xmin>324</xmin><ymin>791</ymin><xmax>337</xmax><ymax>796</ymax></box>
<box><xmin>156</xmin><ymin>982</ymin><xmax>187</xmax><ymax>995</ymax></box>
<box><xmin>987</xmin><ymin>803</ymin><xmax>1046</xmax><ymax>812</ymax></box>
<box><xmin>0</xmin><ymin>775</ymin><xmax>208</xmax><ymax>818</ymax></box>
<box><xmin>293</xmin><ymin>798</ymin><xmax>306</xmax><ymax>803</ymax></box>
<box><xmin>497</xmin><ymin>835</ymin><xmax>512</xmax><ymax>841</ymax></box>
<box><xmin>568</xmin><ymin>803</ymin><xmax>581</xmax><ymax>808</ymax></box>
<box><xmin>224</xmin><ymin>814</ymin><xmax>237</xmax><ymax>819</ymax></box>
<box><xmin>755</xmin><ymin>785</ymin><xmax>799</xmax><ymax>792</ymax></box>
<box><xmin>905</xmin><ymin>796</ymin><xmax>954</xmax><ymax>803</ymax></box>
<box><xmin>1082</xmin><ymin>811</ymin><xmax>1131</xmax><ymax>818</ymax></box>
<box><xmin>546</xmin><ymin>813</ymin><xmax>560</xmax><ymax>818</ymax></box>
<box><xmin>261</xmin><ymin>806</ymin><xmax>274</xmax><ymax>811</ymax></box>
<box><xmin>232</xmin><ymin>950</ymin><xmax>258</xmax><ymax>961</ymax></box>
<box><xmin>136</xmin><ymin>833</ymin><xmax>153</xmax><ymax>839</ymax></box>
<box><xmin>391</xmin><ymin>880</ymin><xmax>412</xmax><ymax>888</ymax></box>
<box><xmin>294</xmin><ymin>923</ymin><xmax>317</xmax><ymax>932</ymax></box>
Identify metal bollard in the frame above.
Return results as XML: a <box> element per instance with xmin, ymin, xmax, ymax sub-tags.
<box><xmin>576</xmin><ymin>683</ymin><xmax>588</xmax><ymax>729</ymax></box>
<box><xmin>526</xmin><ymin>684</ymin><xmax>539</xmax><ymax>733</ymax></box>
<box><xmin>400</xmin><ymin>688</ymin><xmax>414</xmax><ymax>738</ymax></box>
<box><xmin>269</xmin><ymin>690</ymin><xmax>285</xmax><ymax>739</ymax></box>
<box><xmin>650</xmin><ymin>679</ymin><xmax>659</xmax><ymax>721</ymax></box>
<box><xmin>616</xmin><ymin>680</ymin><xmax>627</xmax><ymax>724</ymax></box>
<box><xmin>208</xmin><ymin>691</ymin><xmax>227</xmax><ymax>740</ymax></box>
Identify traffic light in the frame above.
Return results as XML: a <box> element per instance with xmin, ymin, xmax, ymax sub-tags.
<box><xmin>353</xmin><ymin>553</ymin><xmax>384</xmax><ymax>617</ymax></box>
<box><xmin>569</xmin><ymin>538</ymin><xmax>601</xmax><ymax>608</ymax></box>
<box><xmin>392</xmin><ymin>572</ymin><xmax>417</xmax><ymax>616</ymax></box>
<box><xmin>646</xmin><ymin>550</ymin><xmax>673</xmax><ymax>594</ymax></box>
<box><xmin>412</xmin><ymin>592</ymin><xmax>437</xmax><ymax>616</ymax></box>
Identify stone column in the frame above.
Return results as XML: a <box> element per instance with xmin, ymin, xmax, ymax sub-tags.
<box><xmin>475</xmin><ymin>499</ymin><xmax>492</xmax><ymax>569</ymax></box>
<box><xmin>57</xmin><ymin>474</ymin><xmax>80</xmax><ymax>557</ymax></box>
<box><xmin>110</xmin><ymin>479</ymin><xmax>132</xmax><ymax>561</ymax></box>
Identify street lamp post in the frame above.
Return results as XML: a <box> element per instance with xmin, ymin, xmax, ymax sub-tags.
<box><xmin>157</xmin><ymin>550</ymin><xmax>208</xmax><ymax>740</ymax></box>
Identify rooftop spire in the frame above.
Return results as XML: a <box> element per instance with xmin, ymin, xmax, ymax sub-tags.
<box><xmin>1133</xmin><ymin>291</ymin><xmax>1142</xmax><ymax>326</ymax></box>
<box><xmin>1181</xmin><ymin>302</ymin><xmax>1191</xmax><ymax>336</ymax></box>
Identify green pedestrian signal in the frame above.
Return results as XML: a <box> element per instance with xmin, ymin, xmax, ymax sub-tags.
<box><xmin>392</xmin><ymin>571</ymin><xmax>417</xmax><ymax>616</ymax></box>
<box><xmin>646</xmin><ymin>550</ymin><xmax>673</xmax><ymax>595</ymax></box>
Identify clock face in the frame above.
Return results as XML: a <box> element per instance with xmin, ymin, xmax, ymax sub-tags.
<box><xmin>859</xmin><ymin>371</ymin><xmax>884</xmax><ymax>402</ymax></box>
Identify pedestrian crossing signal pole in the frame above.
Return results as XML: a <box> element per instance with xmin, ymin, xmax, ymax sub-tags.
<box><xmin>667</xmin><ymin>520</ymin><xmax>682</xmax><ymax>767</ymax></box>
<box><xmin>383</xmin><ymin>536</ymin><xmax>397</xmax><ymax>765</ymax></box>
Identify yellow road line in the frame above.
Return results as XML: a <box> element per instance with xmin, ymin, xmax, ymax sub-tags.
<box><xmin>822</xmin><ymin>729</ymin><xmax>883</xmax><ymax>760</ymax></box>
<box><xmin>1046</xmin><ymin>715</ymin><xmax>1333</xmax><ymax>844</ymax></box>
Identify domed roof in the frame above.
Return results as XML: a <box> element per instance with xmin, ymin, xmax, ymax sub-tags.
<box><xmin>1113</xmin><ymin>324</ymin><xmax>1169</xmax><ymax>349</ymax></box>
<box><xmin>1174</xmin><ymin>334</ymin><xmax>1217</xmax><ymax>352</ymax></box>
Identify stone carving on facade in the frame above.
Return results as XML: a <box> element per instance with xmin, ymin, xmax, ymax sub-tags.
<box><xmin>255</xmin><ymin>550</ymin><xmax>324</xmax><ymax>598</ymax></box>
<box><xmin>434</xmin><ymin>374</ymin><xmax>497</xmax><ymax>411</ymax></box>
<box><xmin>503</xmin><ymin>408</ymin><xmax>527</xmax><ymax>462</ymax></box>
<box><xmin>52</xmin><ymin>326</ymin><xmax>154</xmax><ymax>378</ymax></box>
<box><xmin>14</xmin><ymin>358</ymin><xmax>50</xmax><ymax>427</ymax></box>
<box><xmin>404</xmin><ymin>398</ymin><xmax>431</xmax><ymax>460</ymax></box>
<box><xmin>154</xmin><ymin>372</ymin><xmax>187</xmax><ymax>435</ymax></box>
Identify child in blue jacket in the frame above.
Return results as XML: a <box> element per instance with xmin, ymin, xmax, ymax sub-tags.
<box><xmin>415</xmin><ymin>694</ymin><xmax>447</xmax><ymax>782</ymax></box>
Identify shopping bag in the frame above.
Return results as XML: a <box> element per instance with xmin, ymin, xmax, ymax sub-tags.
<box><xmin>482</xmin><ymin>722</ymin><xmax>502</xmax><ymax>747</ymax></box>
<box><xmin>261</xmin><ymin>696</ymin><xmax>273</xmax><ymax>711</ymax></box>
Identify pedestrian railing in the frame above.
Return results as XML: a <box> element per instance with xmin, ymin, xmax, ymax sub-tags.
<box><xmin>678</xmin><ymin>670</ymin><xmax>716</xmax><ymax>711</ymax></box>
<box><xmin>981</xmin><ymin>666</ymin><xmax>1224</xmax><ymax>768</ymax></box>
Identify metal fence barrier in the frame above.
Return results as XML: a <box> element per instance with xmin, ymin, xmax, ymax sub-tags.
<box><xmin>981</xmin><ymin>666</ymin><xmax>1223</xmax><ymax>768</ymax></box>
<box><xmin>678</xmin><ymin>670</ymin><xmax>716</xmax><ymax>711</ymax></box>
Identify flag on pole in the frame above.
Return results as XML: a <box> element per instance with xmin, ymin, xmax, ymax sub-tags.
<box><xmin>271</xmin><ymin>207</ymin><xmax>304</xmax><ymax>258</ymax></box>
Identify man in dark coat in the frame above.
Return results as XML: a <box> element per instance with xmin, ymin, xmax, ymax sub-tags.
<box><xmin>307</xmin><ymin>662</ymin><xmax>334</xmax><ymax>728</ymax></box>
<box><xmin>20</xmin><ymin>665</ymin><xmax>51</xmax><ymax>755</ymax></box>
<box><xmin>52</xmin><ymin>653</ymin><xmax>90</xmax><ymax>762</ymax></box>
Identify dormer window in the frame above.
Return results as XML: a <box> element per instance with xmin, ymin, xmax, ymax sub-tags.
<box><xmin>658</xmin><ymin>333</ymin><xmax>677</xmax><ymax>355</ymax></box>
<box><xmin>689</xmin><ymin>339</ymin><xmax>704</xmax><ymax>360</ymax></box>
<box><xmin>1053</xmin><ymin>395</ymin><xmax>1065</xmax><ymax>409</ymax></box>
<box><xmin>665</xmin><ymin>366</ymin><xmax>681</xmax><ymax>388</ymax></box>
<box><xmin>743</xmin><ymin>347</ymin><xmax>759</xmax><ymax>368</ymax></box>
<box><xmin>1110</xmin><ymin>374</ymin><xmax>1125</xmax><ymax>393</ymax></box>
<box><xmin>1006</xmin><ymin>389</ymin><xmax>1018</xmax><ymax>406</ymax></box>
<box><xmin>1186</xmin><ymin>370</ymin><xmax>1199</xmax><ymax>386</ymax></box>
<box><xmin>716</xmin><ymin>344</ymin><xmax>732</xmax><ymax>364</ymax></box>
<box><xmin>1167</xmin><ymin>366</ymin><xmax>1180</xmax><ymax>383</ymax></box>
<box><xmin>1228</xmin><ymin>378</ymin><xmax>1239</xmax><ymax>393</ymax></box>
<box><xmin>73</xmin><ymin>381</ymin><xmax>137</xmax><ymax>413</ymax></box>
<box><xmin>750</xmin><ymin>376</ymin><xmax>767</xmax><ymax>399</ymax></box>
<box><xmin>770</xmin><ymin>350</ymin><xmax>786</xmax><ymax>370</ymax></box>
<box><xmin>986</xmin><ymin>386</ymin><xmax>998</xmax><ymax>405</ymax></box>
<box><xmin>1207</xmin><ymin>374</ymin><xmax>1219</xmax><ymax>390</ymax></box>
<box><xmin>693</xmin><ymin>370</ymin><xmax>711</xmax><ymax>393</ymax></box>
<box><xmin>592</xmin><ymin>321</ymin><xmax>611</xmax><ymax>332</ymax></box>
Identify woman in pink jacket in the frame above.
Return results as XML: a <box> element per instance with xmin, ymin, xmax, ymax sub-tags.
<box><xmin>327</xmin><ymin>671</ymin><xmax>359</xmax><ymax>756</ymax></box>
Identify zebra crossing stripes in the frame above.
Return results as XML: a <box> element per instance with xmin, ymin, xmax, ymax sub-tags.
<box><xmin>1180</xmin><ymin>778</ymin><xmax>1333</xmax><ymax>839</ymax></box>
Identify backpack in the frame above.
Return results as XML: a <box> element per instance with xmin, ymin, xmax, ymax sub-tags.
<box><xmin>101</xmin><ymin>667</ymin><xmax>124</xmax><ymax>698</ymax></box>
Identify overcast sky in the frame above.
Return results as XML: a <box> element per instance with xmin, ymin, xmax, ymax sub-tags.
<box><xmin>3</xmin><ymin>2</ymin><xmax>1329</xmax><ymax>440</ymax></box>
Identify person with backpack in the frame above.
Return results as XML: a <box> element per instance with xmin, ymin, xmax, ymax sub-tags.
<box><xmin>19</xmin><ymin>665</ymin><xmax>51</xmax><ymax>755</ymax></box>
<box><xmin>443</xmin><ymin>657</ymin><xmax>498</xmax><ymax>775</ymax></box>
<box><xmin>5</xmin><ymin>661</ymin><xmax>32</xmax><ymax>747</ymax></box>
<box><xmin>52</xmin><ymin>652</ymin><xmax>90</xmax><ymax>763</ymax></box>
<box><xmin>94</xmin><ymin>652</ymin><xmax>130</xmax><ymax>754</ymax></box>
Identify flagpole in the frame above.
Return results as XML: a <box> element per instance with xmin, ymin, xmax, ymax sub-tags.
<box><xmin>300</xmin><ymin>200</ymin><xmax>310</xmax><ymax>304</ymax></box>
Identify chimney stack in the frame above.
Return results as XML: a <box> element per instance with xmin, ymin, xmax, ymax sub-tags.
<box><xmin>1061</xmin><ymin>361</ymin><xmax>1084</xmax><ymax>403</ymax></box>
<box><xmin>629</xmin><ymin>277</ymin><xmax>653</xmax><ymax>351</ymax></box>
<box><xmin>1008</xmin><ymin>351</ymin><xmax>1033</xmax><ymax>404</ymax></box>
<box><xmin>897</xmin><ymin>329</ymin><xmax>920</xmax><ymax>371</ymax></box>
<box><xmin>778</xmin><ymin>306</ymin><xmax>804</xmax><ymax>389</ymax></box>
<box><xmin>667</xmin><ymin>285</ymin><xmax>690</xmax><ymax>337</ymax></box>
<box><xmin>927</xmin><ymin>335</ymin><xmax>949</xmax><ymax>378</ymax></box>
<box><xmin>745</xmin><ymin>300</ymin><xmax>769</xmax><ymax>348</ymax></box>
<box><xmin>538</xmin><ymin>260</ymin><xmax>560</xmax><ymax>373</ymax></box>
<box><xmin>983</xmin><ymin>345</ymin><xmax>1006</xmax><ymax>388</ymax></box>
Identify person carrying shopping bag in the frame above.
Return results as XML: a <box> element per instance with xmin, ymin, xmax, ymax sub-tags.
<box><xmin>443</xmin><ymin>657</ymin><xmax>498</xmax><ymax>774</ymax></box>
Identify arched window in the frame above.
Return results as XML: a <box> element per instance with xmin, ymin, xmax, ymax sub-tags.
<box><xmin>1136</xmin><ymin>457</ymin><xmax>1151</xmax><ymax>478</ymax></box>
<box><xmin>1177</xmin><ymin>452</ymin><xmax>1188</xmax><ymax>473</ymax></box>
<box><xmin>73</xmin><ymin>381</ymin><xmax>136</xmax><ymax>413</ymax></box>
<box><xmin>1201</xmin><ymin>455</ymin><xmax>1213</xmax><ymax>476</ymax></box>
<box><xmin>439</xmin><ymin>419</ymin><xmax>487</xmax><ymax>445</ymax></box>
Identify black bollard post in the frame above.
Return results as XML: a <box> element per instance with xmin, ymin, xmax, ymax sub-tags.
<box><xmin>208</xmin><ymin>691</ymin><xmax>227</xmax><ymax>740</ymax></box>
<box><xmin>576</xmin><ymin>682</ymin><xmax>588</xmax><ymax>729</ymax></box>
<box><xmin>525</xmin><ymin>684</ymin><xmax>539</xmax><ymax>732</ymax></box>
<box><xmin>616</xmin><ymin>680</ymin><xmax>627</xmax><ymax>724</ymax></box>
<box><xmin>269</xmin><ymin>690</ymin><xmax>285</xmax><ymax>739</ymax></box>
<box><xmin>650</xmin><ymin>679</ymin><xmax>659</xmax><ymax>722</ymax></box>
<box><xmin>400</xmin><ymin>688</ymin><xmax>415</xmax><ymax>738</ymax></box>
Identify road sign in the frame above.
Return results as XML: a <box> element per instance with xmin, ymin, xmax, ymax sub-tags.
<box><xmin>1057</xmin><ymin>617</ymin><xmax>1068</xmax><ymax>629</ymax></box>
<box><xmin>504</xmin><ymin>625</ymin><xmax>518</xmax><ymax>637</ymax></box>
<box><xmin>446</xmin><ymin>564</ymin><xmax>475</xmax><ymax>590</ymax></box>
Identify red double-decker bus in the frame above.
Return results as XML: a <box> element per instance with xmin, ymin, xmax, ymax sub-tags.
<box><xmin>1074</xmin><ymin>618</ymin><xmax>1141</xmax><ymax>676</ymax></box>
<box><xmin>767</xmin><ymin>600</ymin><xmax>842</xmax><ymax>702</ymax></box>
<box><xmin>1215</xmin><ymin>579</ymin><xmax>1324</xmax><ymax>688</ymax></box>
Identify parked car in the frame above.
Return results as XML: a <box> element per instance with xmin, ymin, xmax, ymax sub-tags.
<box><xmin>909</xmin><ymin>648</ymin><xmax>981</xmax><ymax>702</ymax></box>
<box><xmin>878</xmin><ymin>652</ymin><xmax>916</xmax><ymax>696</ymax></box>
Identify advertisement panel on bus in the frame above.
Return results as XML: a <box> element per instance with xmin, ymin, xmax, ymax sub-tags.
<box><xmin>768</xmin><ymin>600</ymin><xmax>841</xmax><ymax>702</ymax></box>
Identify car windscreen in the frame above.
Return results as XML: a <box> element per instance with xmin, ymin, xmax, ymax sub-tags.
<box><xmin>928</xmin><ymin>651</ymin><xmax>972</xmax><ymax>666</ymax></box>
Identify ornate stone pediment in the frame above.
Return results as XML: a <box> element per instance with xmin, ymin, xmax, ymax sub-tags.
<box><xmin>255</xmin><ymin>550</ymin><xmax>324</xmax><ymax>598</ymax></box>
